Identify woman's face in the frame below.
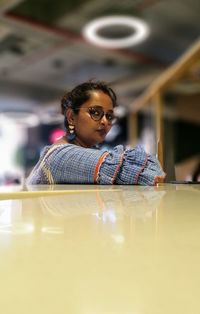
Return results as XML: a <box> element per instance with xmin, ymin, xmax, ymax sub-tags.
<box><xmin>72</xmin><ymin>90</ymin><xmax>115</xmax><ymax>147</ymax></box>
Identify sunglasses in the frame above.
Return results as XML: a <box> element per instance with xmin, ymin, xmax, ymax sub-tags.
<box><xmin>86</xmin><ymin>106</ymin><xmax>117</xmax><ymax>124</ymax></box>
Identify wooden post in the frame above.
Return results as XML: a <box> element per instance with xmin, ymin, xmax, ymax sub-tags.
<box><xmin>128</xmin><ymin>113</ymin><xmax>138</xmax><ymax>147</ymax></box>
<box><xmin>153</xmin><ymin>92</ymin><xmax>164</xmax><ymax>170</ymax></box>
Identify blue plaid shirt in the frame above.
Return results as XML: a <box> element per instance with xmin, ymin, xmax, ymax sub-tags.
<box><xmin>26</xmin><ymin>144</ymin><xmax>165</xmax><ymax>186</ymax></box>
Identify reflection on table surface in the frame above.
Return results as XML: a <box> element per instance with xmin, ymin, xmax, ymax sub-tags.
<box><xmin>0</xmin><ymin>184</ymin><xmax>200</xmax><ymax>314</ymax></box>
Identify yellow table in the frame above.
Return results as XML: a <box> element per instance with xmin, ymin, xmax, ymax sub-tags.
<box><xmin>0</xmin><ymin>184</ymin><xmax>199</xmax><ymax>314</ymax></box>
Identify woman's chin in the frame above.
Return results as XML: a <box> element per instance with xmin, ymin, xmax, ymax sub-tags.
<box><xmin>97</xmin><ymin>132</ymin><xmax>107</xmax><ymax>141</ymax></box>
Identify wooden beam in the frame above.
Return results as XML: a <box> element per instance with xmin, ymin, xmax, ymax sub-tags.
<box><xmin>131</xmin><ymin>39</ymin><xmax>200</xmax><ymax>112</ymax></box>
<box><xmin>153</xmin><ymin>93</ymin><xmax>164</xmax><ymax>169</ymax></box>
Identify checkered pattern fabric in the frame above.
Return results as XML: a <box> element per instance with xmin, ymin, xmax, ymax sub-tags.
<box><xmin>26</xmin><ymin>144</ymin><xmax>165</xmax><ymax>186</ymax></box>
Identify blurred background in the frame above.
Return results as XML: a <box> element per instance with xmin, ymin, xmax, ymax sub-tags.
<box><xmin>0</xmin><ymin>0</ymin><xmax>199</xmax><ymax>185</ymax></box>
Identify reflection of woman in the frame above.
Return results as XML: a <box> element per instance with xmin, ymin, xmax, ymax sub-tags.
<box><xmin>27</xmin><ymin>81</ymin><xmax>165</xmax><ymax>185</ymax></box>
<box><xmin>39</xmin><ymin>187</ymin><xmax>166</xmax><ymax>220</ymax></box>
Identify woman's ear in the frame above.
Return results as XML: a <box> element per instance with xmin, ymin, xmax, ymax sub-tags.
<box><xmin>66</xmin><ymin>108</ymin><xmax>75</xmax><ymax>125</ymax></box>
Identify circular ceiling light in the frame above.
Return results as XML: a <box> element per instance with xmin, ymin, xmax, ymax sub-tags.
<box><xmin>82</xmin><ymin>15</ymin><xmax>149</xmax><ymax>49</ymax></box>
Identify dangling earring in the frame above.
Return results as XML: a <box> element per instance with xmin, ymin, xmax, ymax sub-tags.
<box><xmin>67</xmin><ymin>124</ymin><xmax>76</xmax><ymax>141</ymax></box>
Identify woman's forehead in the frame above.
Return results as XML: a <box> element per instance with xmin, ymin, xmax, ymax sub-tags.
<box><xmin>87</xmin><ymin>90</ymin><xmax>113</xmax><ymax>107</ymax></box>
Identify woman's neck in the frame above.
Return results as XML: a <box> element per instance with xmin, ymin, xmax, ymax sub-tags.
<box><xmin>73</xmin><ymin>137</ymin><xmax>90</xmax><ymax>148</ymax></box>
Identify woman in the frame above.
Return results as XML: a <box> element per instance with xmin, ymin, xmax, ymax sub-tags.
<box><xmin>26</xmin><ymin>81</ymin><xmax>165</xmax><ymax>185</ymax></box>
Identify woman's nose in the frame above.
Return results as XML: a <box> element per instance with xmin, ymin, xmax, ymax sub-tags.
<box><xmin>100</xmin><ymin>114</ymin><xmax>108</xmax><ymax>125</ymax></box>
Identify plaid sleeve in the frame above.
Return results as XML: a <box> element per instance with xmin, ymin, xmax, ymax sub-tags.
<box><xmin>99</xmin><ymin>145</ymin><xmax>165</xmax><ymax>186</ymax></box>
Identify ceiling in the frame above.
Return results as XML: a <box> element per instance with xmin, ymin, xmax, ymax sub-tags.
<box><xmin>0</xmin><ymin>0</ymin><xmax>200</xmax><ymax>112</ymax></box>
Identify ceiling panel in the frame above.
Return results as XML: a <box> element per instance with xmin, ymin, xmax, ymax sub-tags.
<box><xmin>0</xmin><ymin>0</ymin><xmax>199</xmax><ymax>110</ymax></box>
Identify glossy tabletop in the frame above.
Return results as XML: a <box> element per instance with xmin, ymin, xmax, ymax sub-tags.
<box><xmin>0</xmin><ymin>184</ymin><xmax>200</xmax><ymax>314</ymax></box>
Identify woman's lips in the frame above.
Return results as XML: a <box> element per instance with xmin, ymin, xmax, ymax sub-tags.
<box><xmin>97</xmin><ymin>129</ymin><xmax>107</xmax><ymax>136</ymax></box>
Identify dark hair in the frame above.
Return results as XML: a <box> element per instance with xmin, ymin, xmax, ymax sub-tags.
<box><xmin>61</xmin><ymin>81</ymin><xmax>117</xmax><ymax>127</ymax></box>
